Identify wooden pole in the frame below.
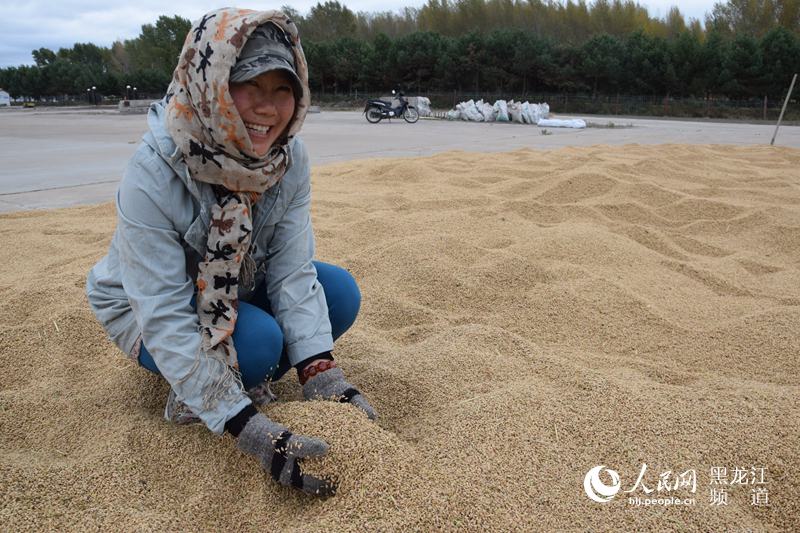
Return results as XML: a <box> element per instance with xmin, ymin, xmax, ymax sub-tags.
<box><xmin>771</xmin><ymin>73</ymin><xmax>797</xmax><ymax>146</ymax></box>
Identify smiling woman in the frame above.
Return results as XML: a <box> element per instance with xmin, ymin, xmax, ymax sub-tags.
<box><xmin>85</xmin><ymin>7</ymin><xmax>377</xmax><ymax>499</ymax></box>
<box><xmin>227</xmin><ymin>20</ymin><xmax>304</xmax><ymax>156</ymax></box>
<box><xmin>229</xmin><ymin>70</ymin><xmax>296</xmax><ymax>156</ymax></box>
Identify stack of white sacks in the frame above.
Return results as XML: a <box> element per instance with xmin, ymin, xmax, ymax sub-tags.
<box><xmin>446</xmin><ymin>99</ymin><xmax>549</xmax><ymax>123</ymax></box>
<box><xmin>445</xmin><ymin>99</ymin><xmax>585</xmax><ymax>128</ymax></box>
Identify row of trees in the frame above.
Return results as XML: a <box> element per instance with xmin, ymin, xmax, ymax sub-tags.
<box><xmin>292</xmin><ymin>0</ymin><xmax>800</xmax><ymax>42</ymax></box>
<box><xmin>1</xmin><ymin>0</ymin><xmax>798</xmax><ymax>104</ymax></box>
<box><xmin>304</xmin><ymin>25</ymin><xmax>800</xmax><ymax>99</ymax></box>
<box><xmin>0</xmin><ymin>16</ymin><xmax>190</xmax><ymax>98</ymax></box>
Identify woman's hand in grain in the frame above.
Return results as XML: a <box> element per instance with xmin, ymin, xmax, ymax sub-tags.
<box><xmin>237</xmin><ymin>412</ymin><xmax>337</xmax><ymax>497</ymax></box>
<box><xmin>302</xmin><ymin>367</ymin><xmax>378</xmax><ymax>421</ymax></box>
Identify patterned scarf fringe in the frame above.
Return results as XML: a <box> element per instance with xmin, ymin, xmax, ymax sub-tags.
<box><xmin>239</xmin><ymin>251</ymin><xmax>257</xmax><ymax>291</ymax></box>
<box><xmin>169</xmin><ymin>337</ymin><xmax>245</xmax><ymax>412</ymax></box>
<box><xmin>201</xmin><ymin>356</ymin><xmax>245</xmax><ymax>412</ymax></box>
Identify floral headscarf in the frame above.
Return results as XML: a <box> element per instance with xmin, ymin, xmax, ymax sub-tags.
<box><xmin>164</xmin><ymin>8</ymin><xmax>310</xmax><ymax>376</ymax></box>
<box><xmin>166</xmin><ymin>7</ymin><xmax>310</xmax><ymax>192</ymax></box>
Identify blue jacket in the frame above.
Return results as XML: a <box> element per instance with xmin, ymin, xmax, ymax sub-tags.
<box><xmin>86</xmin><ymin>100</ymin><xmax>333</xmax><ymax>434</ymax></box>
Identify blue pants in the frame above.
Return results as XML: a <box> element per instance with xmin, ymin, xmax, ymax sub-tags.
<box><xmin>138</xmin><ymin>261</ymin><xmax>360</xmax><ymax>389</ymax></box>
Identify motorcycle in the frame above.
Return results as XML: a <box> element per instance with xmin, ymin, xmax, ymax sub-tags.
<box><xmin>363</xmin><ymin>90</ymin><xmax>419</xmax><ymax>124</ymax></box>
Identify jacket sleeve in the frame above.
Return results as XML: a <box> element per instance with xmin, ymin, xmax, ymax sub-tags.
<box><xmin>115</xmin><ymin>147</ymin><xmax>251</xmax><ymax>435</ymax></box>
<box><xmin>265</xmin><ymin>140</ymin><xmax>334</xmax><ymax>366</ymax></box>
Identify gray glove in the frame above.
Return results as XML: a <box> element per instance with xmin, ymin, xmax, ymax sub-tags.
<box><xmin>302</xmin><ymin>367</ymin><xmax>378</xmax><ymax>420</ymax></box>
<box><xmin>237</xmin><ymin>412</ymin><xmax>337</xmax><ymax>497</ymax></box>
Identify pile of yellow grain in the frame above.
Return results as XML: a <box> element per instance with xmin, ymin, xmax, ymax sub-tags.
<box><xmin>1</xmin><ymin>145</ymin><xmax>798</xmax><ymax>531</ymax></box>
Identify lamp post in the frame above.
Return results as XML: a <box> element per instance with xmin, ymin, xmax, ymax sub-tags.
<box><xmin>133</xmin><ymin>86</ymin><xmax>138</xmax><ymax>99</ymax></box>
<box><xmin>91</xmin><ymin>85</ymin><xmax>97</xmax><ymax>106</ymax></box>
<box><xmin>126</xmin><ymin>84</ymin><xmax>131</xmax><ymax>100</ymax></box>
<box><xmin>86</xmin><ymin>87</ymin><xmax>91</xmax><ymax>105</ymax></box>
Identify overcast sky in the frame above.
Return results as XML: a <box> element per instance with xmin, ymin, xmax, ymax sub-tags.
<box><xmin>0</xmin><ymin>0</ymin><xmax>718</xmax><ymax>68</ymax></box>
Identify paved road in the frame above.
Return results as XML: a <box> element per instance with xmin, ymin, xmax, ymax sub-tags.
<box><xmin>1</xmin><ymin>106</ymin><xmax>798</xmax><ymax>212</ymax></box>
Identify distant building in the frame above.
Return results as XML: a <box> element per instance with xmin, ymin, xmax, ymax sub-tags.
<box><xmin>0</xmin><ymin>89</ymin><xmax>10</xmax><ymax>107</ymax></box>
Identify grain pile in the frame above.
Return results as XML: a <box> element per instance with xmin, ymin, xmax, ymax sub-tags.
<box><xmin>1</xmin><ymin>144</ymin><xmax>799</xmax><ymax>531</ymax></box>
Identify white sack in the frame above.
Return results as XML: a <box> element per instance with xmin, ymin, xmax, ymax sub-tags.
<box><xmin>528</xmin><ymin>102</ymin><xmax>549</xmax><ymax>123</ymax></box>
<box><xmin>415</xmin><ymin>97</ymin><xmax>432</xmax><ymax>117</ymax></box>
<box><xmin>462</xmin><ymin>99</ymin><xmax>484</xmax><ymax>121</ymax></box>
<box><xmin>521</xmin><ymin>102</ymin><xmax>533</xmax><ymax>124</ymax></box>
<box><xmin>454</xmin><ymin>101</ymin><xmax>469</xmax><ymax>121</ymax></box>
<box><xmin>481</xmin><ymin>101</ymin><xmax>496</xmax><ymax>122</ymax></box>
<box><xmin>493</xmin><ymin>100</ymin><xmax>509</xmax><ymax>122</ymax></box>
<box><xmin>507</xmin><ymin>100</ymin><xmax>524</xmax><ymax>123</ymax></box>
<box><xmin>475</xmin><ymin>99</ymin><xmax>487</xmax><ymax>121</ymax></box>
<box><xmin>540</xmin><ymin>103</ymin><xmax>550</xmax><ymax>119</ymax></box>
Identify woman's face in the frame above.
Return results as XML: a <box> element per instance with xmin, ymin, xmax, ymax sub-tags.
<box><xmin>229</xmin><ymin>69</ymin><xmax>296</xmax><ymax>156</ymax></box>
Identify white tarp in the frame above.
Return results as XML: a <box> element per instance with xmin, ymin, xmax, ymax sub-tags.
<box><xmin>537</xmin><ymin>118</ymin><xmax>586</xmax><ymax>129</ymax></box>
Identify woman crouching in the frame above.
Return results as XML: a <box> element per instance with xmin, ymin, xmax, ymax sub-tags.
<box><xmin>86</xmin><ymin>7</ymin><xmax>377</xmax><ymax>497</ymax></box>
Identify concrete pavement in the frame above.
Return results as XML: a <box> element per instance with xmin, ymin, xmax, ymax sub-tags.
<box><xmin>1</xmin><ymin>106</ymin><xmax>798</xmax><ymax>212</ymax></box>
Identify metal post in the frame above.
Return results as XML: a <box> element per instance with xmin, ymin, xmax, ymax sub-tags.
<box><xmin>771</xmin><ymin>73</ymin><xmax>797</xmax><ymax>146</ymax></box>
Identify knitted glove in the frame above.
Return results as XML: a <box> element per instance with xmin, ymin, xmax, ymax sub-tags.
<box><xmin>236</xmin><ymin>412</ymin><xmax>337</xmax><ymax>497</ymax></box>
<box><xmin>302</xmin><ymin>367</ymin><xmax>378</xmax><ymax>420</ymax></box>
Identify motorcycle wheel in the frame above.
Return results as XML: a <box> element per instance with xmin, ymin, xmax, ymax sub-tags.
<box><xmin>365</xmin><ymin>106</ymin><xmax>383</xmax><ymax>123</ymax></box>
<box><xmin>403</xmin><ymin>106</ymin><xmax>419</xmax><ymax>123</ymax></box>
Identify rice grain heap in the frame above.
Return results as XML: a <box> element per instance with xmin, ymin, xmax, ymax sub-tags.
<box><xmin>1</xmin><ymin>144</ymin><xmax>799</xmax><ymax>531</ymax></box>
